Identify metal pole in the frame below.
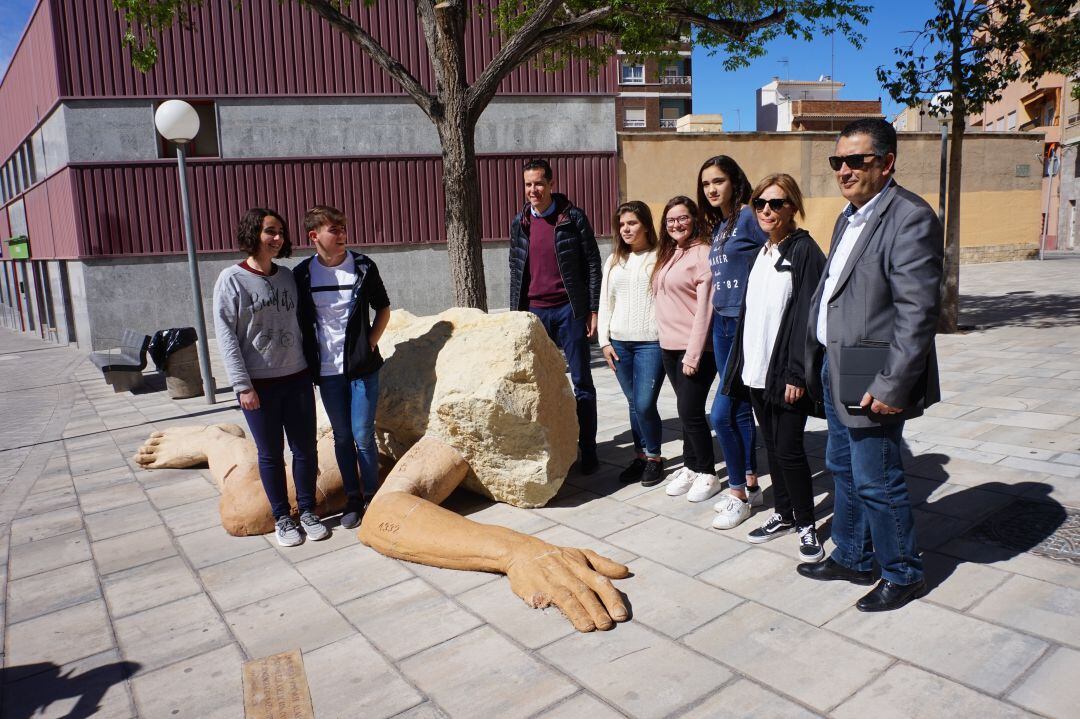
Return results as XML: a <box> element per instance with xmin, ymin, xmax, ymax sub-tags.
<box><xmin>1039</xmin><ymin>146</ymin><xmax>1058</xmax><ymax>261</ymax></box>
<box><xmin>176</xmin><ymin>144</ymin><xmax>217</xmax><ymax>403</ymax></box>
<box><xmin>938</xmin><ymin>122</ymin><xmax>948</xmax><ymax>226</ymax></box>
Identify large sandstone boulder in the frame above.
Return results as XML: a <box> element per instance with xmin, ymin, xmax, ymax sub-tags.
<box><xmin>375</xmin><ymin>308</ymin><xmax>578</xmax><ymax>507</ymax></box>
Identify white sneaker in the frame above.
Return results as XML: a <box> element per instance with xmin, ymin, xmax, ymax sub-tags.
<box><xmin>665</xmin><ymin>466</ymin><xmax>695</xmax><ymax>496</ymax></box>
<box><xmin>686</xmin><ymin>472</ymin><xmax>721</xmax><ymax>503</ymax></box>
<box><xmin>712</xmin><ymin>494</ymin><xmax>752</xmax><ymax>530</ymax></box>
<box><xmin>275</xmin><ymin>516</ymin><xmax>303</xmax><ymax>547</ymax></box>
<box><xmin>299</xmin><ymin>511</ymin><xmax>330</xmax><ymax>541</ymax></box>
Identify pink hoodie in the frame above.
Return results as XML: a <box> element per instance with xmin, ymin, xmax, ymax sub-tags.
<box><xmin>652</xmin><ymin>243</ymin><xmax>714</xmax><ymax>369</ymax></box>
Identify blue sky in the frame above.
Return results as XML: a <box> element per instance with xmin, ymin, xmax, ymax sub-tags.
<box><xmin>691</xmin><ymin>1</ymin><xmax>942</xmax><ymax>129</ymax></box>
<box><xmin>1</xmin><ymin>0</ymin><xmax>939</xmax><ymax>125</ymax></box>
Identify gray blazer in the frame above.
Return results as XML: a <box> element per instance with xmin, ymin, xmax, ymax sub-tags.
<box><xmin>805</xmin><ymin>182</ymin><xmax>943</xmax><ymax>429</ymax></box>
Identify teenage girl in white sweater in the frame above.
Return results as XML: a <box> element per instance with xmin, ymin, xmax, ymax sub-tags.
<box><xmin>599</xmin><ymin>201</ymin><xmax>667</xmax><ymax>487</ymax></box>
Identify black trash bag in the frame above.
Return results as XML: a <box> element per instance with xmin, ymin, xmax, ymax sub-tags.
<box><xmin>148</xmin><ymin>327</ymin><xmax>198</xmax><ymax>371</ymax></box>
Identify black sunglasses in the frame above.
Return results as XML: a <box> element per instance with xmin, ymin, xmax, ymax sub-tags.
<box><xmin>828</xmin><ymin>153</ymin><xmax>881</xmax><ymax>171</ymax></box>
<box><xmin>751</xmin><ymin>198</ymin><xmax>791</xmax><ymax>212</ymax></box>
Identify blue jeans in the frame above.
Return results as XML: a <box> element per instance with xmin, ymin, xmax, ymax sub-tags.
<box><xmin>822</xmin><ymin>355</ymin><xmax>922</xmax><ymax>584</ymax></box>
<box><xmin>709</xmin><ymin>315</ymin><xmax>757</xmax><ymax>488</ymax></box>
<box><xmin>530</xmin><ymin>303</ymin><xmax>597</xmax><ymax>456</ymax></box>
<box><xmin>319</xmin><ymin>373</ymin><xmax>381</xmax><ymax>507</ymax></box>
<box><xmin>240</xmin><ymin>373</ymin><xmax>319</xmax><ymax>519</ymax></box>
<box><xmin>609</xmin><ymin>339</ymin><xmax>665</xmax><ymax>457</ymax></box>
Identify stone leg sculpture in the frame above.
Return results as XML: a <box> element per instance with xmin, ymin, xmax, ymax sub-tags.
<box><xmin>135</xmin><ymin>309</ymin><xmax>630</xmax><ymax>631</ymax></box>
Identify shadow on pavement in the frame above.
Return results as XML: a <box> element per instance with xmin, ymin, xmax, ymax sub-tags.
<box><xmin>959</xmin><ymin>291</ymin><xmax>1080</xmax><ymax>329</ymax></box>
<box><xmin>2</xmin><ymin>660</ymin><xmax>141</xmax><ymax>719</ymax></box>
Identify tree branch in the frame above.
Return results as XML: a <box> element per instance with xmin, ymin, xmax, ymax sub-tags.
<box><xmin>668</xmin><ymin>6</ymin><xmax>788</xmax><ymax>42</ymax></box>
<box><xmin>297</xmin><ymin>0</ymin><xmax>436</xmax><ymax>117</ymax></box>
<box><xmin>465</xmin><ymin>0</ymin><xmax>593</xmax><ymax>117</ymax></box>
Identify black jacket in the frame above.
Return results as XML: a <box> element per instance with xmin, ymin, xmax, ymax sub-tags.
<box><xmin>509</xmin><ymin>193</ymin><xmax>602</xmax><ymax>320</ymax></box>
<box><xmin>723</xmin><ymin>229</ymin><xmax>826</xmax><ymax>417</ymax></box>
<box><xmin>294</xmin><ymin>251</ymin><xmax>390</xmax><ymax>383</ymax></box>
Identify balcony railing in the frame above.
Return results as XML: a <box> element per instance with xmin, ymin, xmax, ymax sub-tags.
<box><xmin>1068</xmin><ymin>113</ymin><xmax>1080</xmax><ymax>128</ymax></box>
<box><xmin>660</xmin><ymin>118</ymin><xmax>678</xmax><ymax>129</ymax></box>
<box><xmin>623</xmin><ymin>119</ymin><xmax>647</xmax><ymax>128</ymax></box>
<box><xmin>661</xmin><ymin>75</ymin><xmax>691</xmax><ymax>85</ymax></box>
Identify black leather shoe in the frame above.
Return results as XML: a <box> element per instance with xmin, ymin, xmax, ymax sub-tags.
<box><xmin>856</xmin><ymin>578</ymin><xmax>927</xmax><ymax>612</ymax></box>
<box><xmin>797</xmin><ymin>558</ymin><xmax>876</xmax><ymax>585</ymax></box>
<box><xmin>619</xmin><ymin>458</ymin><xmax>646</xmax><ymax>483</ymax></box>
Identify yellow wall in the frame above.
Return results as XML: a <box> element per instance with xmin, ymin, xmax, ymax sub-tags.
<box><xmin>620</xmin><ymin>132</ymin><xmax>1045</xmax><ymax>252</ymax></box>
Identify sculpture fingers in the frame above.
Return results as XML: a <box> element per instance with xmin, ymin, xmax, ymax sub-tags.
<box><xmin>548</xmin><ymin>585</ymin><xmax>596</xmax><ymax>633</ymax></box>
<box><xmin>566</xmin><ymin>559</ymin><xmax>628</xmax><ymax>625</ymax></box>
<box><xmin>580</xmin><ymin>548</ymin><xmax>631</xmax><ymax>579</ymax></box>
<box><xmin>548</xmin><ymin>559</ymin><xmax>614</xmax><ymax>631</ymax></box>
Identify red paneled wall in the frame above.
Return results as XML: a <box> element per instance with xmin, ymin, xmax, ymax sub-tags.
<box><xmin>20</xmin><ymin>170</ymin><xmax>80</xmax><ymax>260</ymax></box>
<box><xmin>0</xmin><ymin>0</ymin><xmax>61</xmax><ymax>161</ymax></box>
<box><xmin>71</xmin><ymin>153</ymin><xmax>616</xmax><ymax>258</ymax></box>
<box><xmin>54</xmin><ymin>0</ymin><xmax>616</xmax><ymax>99</ymax></box>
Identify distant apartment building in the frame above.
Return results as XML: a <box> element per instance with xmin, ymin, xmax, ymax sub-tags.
<box><xmin>893</xmin><ymin>101</ymin><xmax>950</xmax><ymax>133</ymax></box>
<box><xmin>968</xmin><ymin>72</ymin><xmax>1066</xmax><ymax>248</ymax></box>
<box><xmin>0</xmin><ymin>0</ymin><xmax>621</xmax><ymax>347</ymax></box>
<box><xmin>756</xmin><ymin>76</ymin><xmax>883</xmax><ymax>131</ymax></box>
<box><xmin>616</xmin><ymin>46</ymin><xmax>693</xmax><ymax>132</ymax></box>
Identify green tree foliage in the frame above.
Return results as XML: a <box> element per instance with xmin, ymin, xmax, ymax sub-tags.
<box><xmin>113</xmin><ymin>0</ymin><xmax>872</xmax><ymax>309</ymax></box>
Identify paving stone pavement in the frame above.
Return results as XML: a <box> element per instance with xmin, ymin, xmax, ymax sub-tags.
<box><xmin>1</xmin><ymin>258</ymin><xmax>1078</xmax><ymax>718</ymax></box>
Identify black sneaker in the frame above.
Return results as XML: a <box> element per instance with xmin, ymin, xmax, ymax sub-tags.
<box><xmin>619</xmin><ymin>458</ymin><xmax>646</xmax><ymax>483</ymax></box>
<box><xmin>641</xmin><ymin>458</ymin><xmax>665</xmax><ymax>487</ymax></box>
<box><xmin>340</xmin><ymin>502</ymin><xmax>364</xmax><ymax>530</ymax></box>
<box><xmin>797</xmin><ymin>525</ymin><xmax>825</xmax><ymax>562</ymax></box>
<box><xmin>747</xmin><ymin>513</ymin><xmax>796</xmax><ymax>544</ymax></box>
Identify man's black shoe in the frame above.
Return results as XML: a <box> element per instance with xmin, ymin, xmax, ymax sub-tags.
<box><xmin>580</xmin><ymin>453</ymin><xmax>600</xmax><ymax>475</ymax></box>
<box><xmin>619</xmin><ymin>458</ymin><xmax>646</xmax><ymax>483</ymax></box>
<box><xmin>797</xmin><ymin>558</ymin><xmax>876</xmax><ymax>585</ymax></box>
<box><xmin>640</xmin><ymin>459</ymin><xmax>664</xmax><ymax>487</ymax></box>
<box><xmin>856</xmin><ymin>578</ymin><xmax>927</xmax><ymax>612</ymax></box>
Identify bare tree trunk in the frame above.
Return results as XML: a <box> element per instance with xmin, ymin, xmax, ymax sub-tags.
<box><xmin>938</xmin><ymin>109</ymin><xmax>963</xmax><ymax>333</ymax></box>
<box><xmin>423</xmin><ymin>0</ymin><xmax>488</xmax><ymax>310</ymax></box>
<box><xmin>437</xmin><ymin>115</ymin><xmax>488</xmax><ymax>310</ymax></box>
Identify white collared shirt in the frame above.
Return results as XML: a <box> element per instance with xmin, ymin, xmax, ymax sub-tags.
<box><xmin>741</xmin><ymin>242</ymin><xmax>792</xmax><ymax>389</ymax></box>
<box><xmin>815</xmin><ymin>180</ymin><xmax>893</xmax><ymax>345</ymax></box>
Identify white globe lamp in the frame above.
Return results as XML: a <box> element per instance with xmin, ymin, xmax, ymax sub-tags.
<box><xmin>154</xmin><ymin>100</ymin><xmax>200</xmax><ymax>143</ymax></box>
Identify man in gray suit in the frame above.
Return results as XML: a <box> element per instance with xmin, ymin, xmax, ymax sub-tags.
<box><xmin>797</xmin><ymin>118</ymin><xmax>943</xmax><ymax>612</ymax></box>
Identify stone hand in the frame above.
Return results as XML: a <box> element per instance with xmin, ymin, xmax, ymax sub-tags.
<box><xmin>505</xmin><ymin>538</ymin><xmax>630</xmax><ymax>632</ymax></box>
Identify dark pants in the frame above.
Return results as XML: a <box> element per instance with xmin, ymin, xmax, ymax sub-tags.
<box><xmin>749</xmin><ymin>388</ymin><xmax>815</xmax><ymax>527</ymax></box>
<box><xmin>530</xmin><ymin>302</ymin><xmax>597</xmax><ymax>456</ymax></box>
<box><xmin>661</xmin><ymin>349</ymin><xmax>717</xmax><ymax>473</ymax></box>
<box><xmin>240</xmin><ymin>374</ymin><xmax>319</xmax><ymax>519</ymax></box>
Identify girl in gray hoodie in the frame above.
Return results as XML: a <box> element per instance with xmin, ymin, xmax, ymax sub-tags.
<box><xmin>212</xmin><ymin>208</ymin><xmax>328</xmax><ymax>547</ymax></box>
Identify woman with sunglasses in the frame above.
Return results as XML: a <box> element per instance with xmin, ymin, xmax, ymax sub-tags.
<box><xmin>722</xmin><ymin>174</ymin><xmax>827</xmax><ymax>562</ymax></box>
<box><xmin>213</xmin><ymin>208</ymin><xmax>328</xmax><ymax>548</ymax></box>
<box><xmin>698</xmin><ymin>156</ymin><xmax>767</xmax><ymax>530</ymax></box>
<box><xmin>652</xmin><ymin>196</ymin><xmax>719</xmax><ymax>502</ymax></box>
<box><xmin>599</xmin><ymin>201</ymin><xmax>666</xmax><ymax>487</ymax></box>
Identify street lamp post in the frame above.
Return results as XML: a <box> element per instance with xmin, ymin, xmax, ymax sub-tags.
<box><xmin>154</xmin><ymin>100</ymin><xmax>216</xmax><ymax>404</ymax></box>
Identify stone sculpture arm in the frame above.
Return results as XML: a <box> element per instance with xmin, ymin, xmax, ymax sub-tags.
<box><xmin>359</xmin><ymin>437</ymin><xmax>630</xmax><ymax>632</ymax></box>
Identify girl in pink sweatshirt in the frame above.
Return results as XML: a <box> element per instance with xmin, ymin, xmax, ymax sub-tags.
<box><xmin>652</xmin><ymin>196</ymin><xmax>718</xmax><ymax>502</ymax></box>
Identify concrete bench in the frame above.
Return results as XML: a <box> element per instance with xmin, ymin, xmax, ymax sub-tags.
<box><xmin>89</xmin><ymin>329</ymin><xmax>151</xmax><ymax>393</ymax></box>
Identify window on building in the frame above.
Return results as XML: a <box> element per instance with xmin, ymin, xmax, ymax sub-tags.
<box><xmin>1006</xmin><ymin>111</ymin><xmax>1017</xmax><ymax>130</ymax></box>
<box><xmin>620</xmin><ymin>63</ymin><xmax>645</xmax><ymax>84</ymax></box>
<box><xmin>995</xmin><ymin>117</ymin><xmax>1005</xmax><ymax>131</ymax></box>
<box><xmin>1043</xmin><ymin>101</ymin><xmax>1057</xmax><ymax>127</ymax></box>
<box><xmin>156</xmin><ymin>101</ymin><xmax>220</xmax><ymax>158</ymax></box>
<box><xmin>624</xmin><ymin>107</ymin><xmax>646</xmax><ymax>128</ymax></box>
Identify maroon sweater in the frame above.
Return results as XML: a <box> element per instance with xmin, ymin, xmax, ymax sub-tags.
<box><xmin>525</xmin><ymin>211</ymin><xmax>568</xmax><ymax>308</ymax></box>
